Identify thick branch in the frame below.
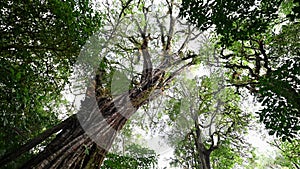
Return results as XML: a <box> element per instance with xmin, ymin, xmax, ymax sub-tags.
<box><xmin>0</xmin><ymin>115</ymin><xmax>76</xmax><ymax>166</ymax></box>
<box><xmin>140</xmin><ymin>35</ymin><xmax>153</xmax><ymax>82</ymax></box>
<box><xmin>163</xmin><ymin>61</ymin><xmax>193</xmax><ymax>85</ymax></box>
<box><xmin>118</xmin><ymin>0</ymin><xmax>134</xmax><ymax>19</ymax></box>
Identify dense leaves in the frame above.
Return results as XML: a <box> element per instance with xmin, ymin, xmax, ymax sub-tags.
<box><xmin>0</xmin><ymin>0</ymin><xmax>101</xmax><ymax>168</ymax></box>
<box><xmin>101</xmin><ymin>144</ymin><xmax>157</xmax><ymax>169</ymax></box>
<box><xmin>255</xmin><ymin>22</ymin><xmax>300</xmax><ymax>139</ymax></box>
<box><xmin>180</xmin><ymin>0</ymin><xmax>300</xmax><ymax>140</ymax></box>
<box><xmin>210</xmin><ymin>143</ymin><xmax>243</xmax><ymax>169</ymax></box>
<box><xmin>180</xmin><ymin>0</ymin><xmax>282</xmax><ymax>46</ymax></box>
<box><xmin>258</xmin><ymin>58</ymin><xmax>300</xmax><ymax>139</ymax></box>
<box><xmin>276</xmin><ymin>139</ymin><xmax>300</xmax><ymax>167</ymax></box>
<box><xmin>286</xmin><ymin>0</ymin><xmax>300</xmax><ymax>20</ymax></box>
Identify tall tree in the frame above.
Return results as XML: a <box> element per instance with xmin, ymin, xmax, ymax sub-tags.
<box><xmin>164</xmin><ymin>73</ymin><xmax>253</xmax><ymax>169</ymax></box>
<box><xmin>179</xmin><ymin>0</ymin><xmax>300</xmax><ymax>140</ymax></box>
<box><xmin>1</xmin><ymin>0</ymin><xmax>205</xmax><ymax>168</ymax></box>
<box><xmin>3</xmin><ymin>0</ymin><xmax>297</xmax><ymax>168</ymax></box>
<box><xmin>0</xmin><ymin>0</ymin><xmax>102</xmax><ymax>168</ymax></box>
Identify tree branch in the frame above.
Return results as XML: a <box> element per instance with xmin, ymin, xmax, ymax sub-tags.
<box><xmin>165</xmin><ymin>0</ymin><xmax>175</xmax><ymax>53</ymax></box>
<box><xmin>0</xmin><ymin>115</ymin><xmax>76</xmax><ymax>166</ymax></box>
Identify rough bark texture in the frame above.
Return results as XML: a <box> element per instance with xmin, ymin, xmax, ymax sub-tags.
<box><xmin>8</xmin><ymin>69</ymin><xmax>166</xmax><ymax>169</ymax></box>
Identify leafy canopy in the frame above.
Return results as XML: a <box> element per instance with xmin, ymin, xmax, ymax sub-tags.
<box><xmin>0</xmin><ymin>0</ymin><xmax>102</xmax><ymax>167</ymax></box>
<box><xmin>179</xmin><ymin>0</ymin><xmax>300</xmax><ymax>140</ymax></box>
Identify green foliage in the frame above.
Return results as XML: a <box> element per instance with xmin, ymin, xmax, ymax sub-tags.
<box><xmin>170</xmin><ymin>138</ymin><xmax>245</xmax><ymax>169</ymax></box>
<box><xmin>258</xmin><ymin>58</ymin><xmax>300</xmax><ymax>139</ymax></box>
<box><xmin>245</xmin><ymin>148</ymin><xmax>296</xmax><ymax>169</ymax></box>
<box><xmin>101</xmin><ymin>144</ymin><xmax>158</xmax><ymax>169</ymax></box>
<box><xmin>256</xmin><ymin>22</ymin><xmax>300</xmax><ymax>139</ymax></box>
<box><xmin>286</xmin><ymin>0</ymin><xmax>300</xmax><ymax>21</ymax></box>
<box><xmin>274</xmin><ymin>139</ymin><xmax>300</xmax><ymax>167</ymax></box>
<box><xmin>169</xmin><ymin>137</ymin><xmax>199</xmax><ymax>168</ymax></box>
<box><xmin>180</xmin><ymin>0</ymin><xmax>282</xmax><ymax>46</ymax></box>
<box><xmin>210</xmin><ymin>143</ymin><xmax>243</xmax><ymax>169</ymax></box>
<box><xmin>0</xmin><ymin>0</ymin><xmax>102</xmax><ymax>167</ymax></box>
<box><xmin>104</xmin><ymin>117</ymin><xmax>158</xmax><ymax>169</ymax></box>
<box><xmin>180</xmin><ymin>0</ymin><xmax>300</xmax><ymax>140</ymax></box>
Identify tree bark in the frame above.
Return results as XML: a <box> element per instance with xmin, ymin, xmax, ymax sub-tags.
<box><xmin>193</xmin><ymin>120</ymin><xmax>212</xmax><ymax>169</ymax></box>
<box><xmin>0</xmin><ymin>69</ymin><xmax>165</xmax><ymax>169</ymax></box>
<box><xmin>199</xmin><ymin>151</ymin><xmax>211</xmax><ymax>169</ymax></box>
<box><xmin>0</xmin><ymin>115</ymin><xmax>76</xmax><ymax>166</ymax></box>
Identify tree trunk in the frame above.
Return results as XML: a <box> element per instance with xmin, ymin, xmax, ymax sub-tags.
<box><xmin>199</xmin><ymin>151</ymin><xmax>211</xmax><ymax>169</ymax></box>
<box><xmin>193</xmin><ymin>120</ymin><xmax>211</xmax><ymax>169</ymax></box>
<box><xmin>1</xmin><ymin>70</ymin><xmax>165</xmax><ymax>169</ymax></box>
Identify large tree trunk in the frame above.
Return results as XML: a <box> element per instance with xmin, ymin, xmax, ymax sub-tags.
<box><xmin>1</xmin><ymin>69</ymin><xmax>165</xmax><ymax>169</ymax></box>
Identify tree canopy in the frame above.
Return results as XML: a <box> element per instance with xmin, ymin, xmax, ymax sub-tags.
<box><xmin>0</xmin><ymin>0</ymin><xmax>299</xmax><ymax>168</ymax></box>
<box><xmin>1</xmin><ymin>0</ymin><xmax>205</xmax><ymax>168</ymax></box>
<box><xmin>0</xmin><ymin>0</ymin><xmax>101</xmax><ymax>168</ymax></box>
<box><xmin>161</xmin><ymin>71</ymin><xmax>253</xmax><ymax>169</ymax></box>
<box><xmin>180</xmin><ymin>0</ymin><xmax>300</xmax><ymax>140</ymax></box>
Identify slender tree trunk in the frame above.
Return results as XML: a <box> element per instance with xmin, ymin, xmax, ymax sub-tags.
<box><xmin>193</xmin><ymin>120</ymin><xmax>211</xmax><ymax>169</ymax></box>
<box><xmin>199</xmin><ymin>151</ymin><xmax>211</xmax><ymax>169</ymax></box>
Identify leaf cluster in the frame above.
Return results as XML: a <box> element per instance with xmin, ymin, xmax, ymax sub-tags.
<box><xmin>0</xmin><ymin>0</ymin><xmax>102</xmax><ymax>167</ymax></box>
<box><xmin>101</xmin><ymin>143</ymin><xmax>158</xmax><ymax>169</ymax></box>
<box><xmin>180</xmin><ymin>0</ymin><xmax>282</xmax><ymax>46</ymax></box>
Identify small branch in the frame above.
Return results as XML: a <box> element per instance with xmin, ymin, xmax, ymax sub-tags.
<box><xmin>134</xmin><ymin>17</ymin><xmax>145</xmax><ymax>37</ymax></box>
<box><xmin>163</xmin><ymin>61</ymin><xmax>193</xmax><ymax>85</ymax></box>
<box><xmin>177</xmin><ymin>25</ymin><xmax>192</xmax><ymax>53</ymax></box>
<box><xmin>258</xmin><ymin>40</ymin><xmax>272</xmax><ymax>74</ymax></box>
<box><xmin>171</xmin><ymin>53</ymin><xmax>198</xmax><ymax>66</ymax></box>
<box><xmin>208</xmin><ymin>132</ymin><xmax>219</xmax><ymax>152</ymax></box>
<box><xmin>142</xmin><ymin>5</ymin><xmax>150</xmax><ymax>34</ymax></box>
<box><xmin>225</xmin><ymin>63</ymin><xmax>258</xmax><ymax>78</ymax></box>
<box><xmin>156</xmin><ymin>14</ymin><xmax>166</xmax><ymax>51</ymax></box>
<box><xmin>118</xmin><ymin>0</ymin><xmax>134</xmax><ymax>19</ymax></box>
